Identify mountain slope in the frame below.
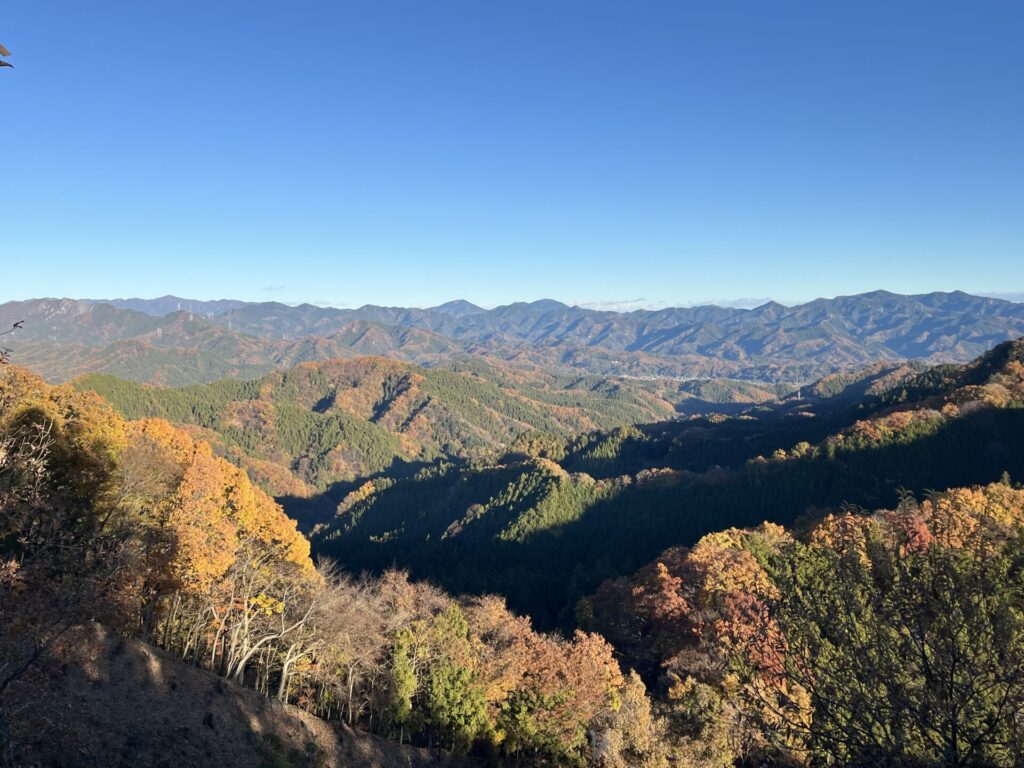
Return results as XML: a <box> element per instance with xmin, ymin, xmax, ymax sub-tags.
<box><xmin>0</xmin><ymin>300</ymin><xmax>469</xmax><ymax>386</ymax></box>
<box><xmin>0</xmin><ymin>366</ymin><xmax>645</xmax><ymax>767</ymax></box>
<box><xmin>7</xmin><ymin>624</ymin><xmax>447</xmax><ymax>768</ymax></box>
<box><xmin>97</xmin><ymin>295</ymin><xmax>250</xmax><ymax>317</ymax></box>
<box><xmin>206</xmin><ymin>290</ymin><xmax>1024</xmax><ymax>367</ymax></box>
<box><xmin>4</xmin><ymin>291</ymin><xmax>1024</xmax><ymax>385</ymax></box>
<box><xmin>311</xmin><ymin>339</ymin><xmax>1024</xmax><ymax>627</ymax></box>
<box><xmin>74</xmin><ymin>357</ymin><xmax>681</xmax><ymax>513</ymax></box>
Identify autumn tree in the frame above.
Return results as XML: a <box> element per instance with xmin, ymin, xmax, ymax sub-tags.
<box><xmin>763</xmin><ymin>490</ymin><xmax>1024</xmax><ymax>765</ymax></box>
<box><xmin>0</xmin><ymin>371</ymin><xmax>134</xmax><ymax>763</ymax></box>
<box><xmin>0</xmin><ymin>367</ymin><xmax>655</xmax><ymax>764</ymax></box>
<box><xmin>591</xmin><ymin>671</ymin><xmax>669</xmax><ymax>768</ymax></box>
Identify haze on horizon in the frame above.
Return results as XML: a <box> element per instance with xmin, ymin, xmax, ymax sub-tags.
<box><xmin>2</xmin><ymin>1</ymin><xmax>1022</xmax><ymax>307</ymax></box>
<box><xmin>17</xmin><ymin>290</ymin><xmax>1024</xmax><ymax>315</ymax></box>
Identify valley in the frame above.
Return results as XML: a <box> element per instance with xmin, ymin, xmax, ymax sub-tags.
<box><xmin>4</xmin><ymin>302</ymin><xmax>1024</xmax><ymax>766</ymax></box>
<box><xmin>7</xmin><ymin>5</ymin><xmax>1023</xmax><ymax>763</ymax></box>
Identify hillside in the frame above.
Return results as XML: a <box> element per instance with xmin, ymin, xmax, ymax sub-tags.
<box><xmin>7</xmin><ymin>624</ymin><xmax>448</xmax><ymax>768</ymax></box>
<box><xmin>9</xmin><ymin>348</ymin><xmax>1024</xmax><ymax>766</ymax></box>
<box><xmin>6</xmin><ymin>331</ymin><xmax>1024</xmax><ymax>767</ymax></box>
<box><xmin>74</xmin><ymin>357</ymin><xmax>710</xmax><ymax>524</ymax></box>
<box><xmin>198</xmin><ymin>292</ymin><xmax>1024</xmax><ymax>368</ymax></box>
<box><xmin>0</xmin><ymin>364</ymin><xmax>660</xmax><ymax>767</ymax></box>
<box><xmin>0</xmin><ymin>299</ymin><xmax>468</xmax><ymax>387</ymax></box>
<box><xmin>3</xmin><ymin>291</ymin><xmax>1023</xmax><ymax>385</ymax></box>
<box><xmin>577</xmin><ymin>479</ymin><xmax>1024</xmax><ymax>765</ymax></box>
<box><xmin>312</xmin><ymin>339</ymin><xmax>1024</xmax><ymax>627</ymax></box>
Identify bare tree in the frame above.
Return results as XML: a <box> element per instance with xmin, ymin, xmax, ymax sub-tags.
<box><xmin>0</xmin><ymin>323</ymin><xmax>23</xmax><ymax>366</ymax></box>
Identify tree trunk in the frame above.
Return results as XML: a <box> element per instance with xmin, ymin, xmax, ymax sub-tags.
<box><xmin>277</xmin><ymin>642</ymin><xmax>301</xmax><ymax>701</ymax></box>
<box><xmin>348</xmin><ymin>669</ymin><xmax>357</xmax><ymax>726</ymax></box>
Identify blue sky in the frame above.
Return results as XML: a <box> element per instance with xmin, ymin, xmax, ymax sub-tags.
<box><xmin>1</xmin><ymin>1</ymin><xmax>1022</xmax><ymax>308</ymax></box>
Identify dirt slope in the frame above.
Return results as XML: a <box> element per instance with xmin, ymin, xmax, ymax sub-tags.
<box><xmin>7</xmin><ymin>624</ymin><xmax>451</xmax><ymax>768</ymax></box>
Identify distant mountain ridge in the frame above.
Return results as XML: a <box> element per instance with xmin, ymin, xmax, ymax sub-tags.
<box><xmin>2</xmin><ymin>290</ymin><xmax>1023</xmax><ymax>384</ymax></box>
<box><xmin>90</xmin><ymin>295</ymin><xmax>250</xmax><ymax>317</ymax></box>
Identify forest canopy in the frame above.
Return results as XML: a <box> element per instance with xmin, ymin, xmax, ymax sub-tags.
<box><xmin>3</xmin><ymin>337</ymin><xmax>1024</xmax><ymax>765</ymax></box>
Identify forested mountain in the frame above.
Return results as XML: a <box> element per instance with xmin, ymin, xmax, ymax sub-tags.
<box><xmin>204</xmin><ymin>291</ymin><xmax>1024</xmax><ymax>368</ymax></box>
<box><xmin>5</xmin><ymin>337</ymin><xmax>1024</xmax><ymax>766</ymax></box>
<box><xmin>3</xmin><ymin>291</ymin><xmax>1023</xmax><ymax>385</ymax></box>
<box><xmin>0</xmin><ymin>299</ymin><xmax>468</xmax><ymax>386</ymax></box>
<box><xmin>73</xmin><ymin>357</ymin><xmax>687</xmax><ymax>506</ymax></box>
<box><xmin>312</xmin><ymin>339</ymin><xmax>1024</xmax><ymax>627</ymax></box>
<box><xmin>8</xmin><ymin>0</ymin><xmax>1022</xmax><ymax>760</ymax></box>
<box><xmin>0</xmin><ymin>366</ymin><xmax>660</xmax><ymax>767</ymax></box>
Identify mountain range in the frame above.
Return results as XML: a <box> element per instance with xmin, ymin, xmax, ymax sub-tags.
<box><xmin>2</xmin><ymin>290</ymin><xmax>1023</xmax><ymax>385</ymax></box>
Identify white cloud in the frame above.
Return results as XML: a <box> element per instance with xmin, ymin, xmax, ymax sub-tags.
<box><xmin>577</xmin><ymin>298</ymin><xmax>663</xmax><ymax>312</ymax></box>
<box><xmin>576</xmin><ymin>296</ymin><xmax>789</xmax><ymax>312</ymax></box>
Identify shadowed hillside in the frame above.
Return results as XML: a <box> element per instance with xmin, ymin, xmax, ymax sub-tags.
<box><xmin>74</xmin><ymin>357</ymin><xmax>680</xmax><ymax>503</ymax></box>
<box><xmin>312</xmin><ymin>339</ymin><xmax>1024</xmax><ymax>627</ymax></box>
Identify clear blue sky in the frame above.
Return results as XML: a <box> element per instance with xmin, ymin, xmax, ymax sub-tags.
<box><xmin>2</xmin><ymin>1</ymin><xmax>1022</xmax><ymax>309</ymax></box>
